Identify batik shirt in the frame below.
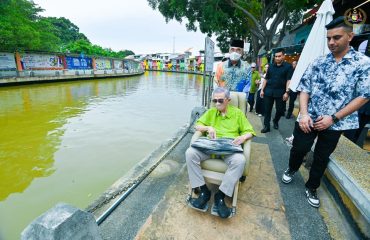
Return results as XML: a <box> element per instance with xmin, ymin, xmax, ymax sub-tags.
<box><xmin>297</xmin><ymin>47</ymin><xmax>370</xmax><ymax>130</ymax></box>
<box><xmin>215</xmin><ymin>60</ymin><xmax>252</xmax><ymax>93</ymax></box>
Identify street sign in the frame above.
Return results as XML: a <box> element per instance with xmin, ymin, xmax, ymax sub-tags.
<box><xmin>205</xmin><ymin>37</ymin><xmax>214</xmax><ymax>72</ymax></box>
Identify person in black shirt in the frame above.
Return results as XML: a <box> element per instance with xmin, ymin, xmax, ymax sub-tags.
<box><xmin>260</xmin><ymin>49</ymin><xmax>293</xmax><ymax>132</ymax></box>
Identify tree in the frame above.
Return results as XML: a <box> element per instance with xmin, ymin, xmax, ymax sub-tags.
<box><xmin>42</xmin><ymin>17</ymin><xmax>90</xmax><ymax>47</ymax></box>
<box><xmin>62</xmin><ymin>39</ymin><xmax>135</xmax><ymax>58</ymax></box>
<box><xmin>0</xmin><ymin>0</ymin><xmax>59</xmax><ymax>51</ymax></box>
<box><xmin>148</xmin><ymin>0</ymin><xmax>318</xmax><ymax>59</ymax></box>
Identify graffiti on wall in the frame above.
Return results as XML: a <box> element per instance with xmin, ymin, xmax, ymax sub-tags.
<box><xmin>66</xmin><ymin>56</ymin><xmax>92</xmax><ymax>70</ymax></box>
<box><xmin>113</xmin><ymin>60</ymin><xmax>123</xmax><ymax>69</ymax></box>
<box><xmin>95</xmin><ymin>58</ymin><xmax>112</xmax><ymax>70</ymax></box>
<box><xmin>0</xmin><ymin>53</ymin><xmax>16</xmax><ymax>71</ymax></box>
<box><xmin>21</xmin><ymin>54</ymin><xmax>63</xmax><ymax>70</ymax></box>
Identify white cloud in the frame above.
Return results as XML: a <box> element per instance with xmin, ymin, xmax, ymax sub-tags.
<box><xmin>33</xmin><ymin>0</ymin><xmax>219</xmax><ymax>55</ymax></box>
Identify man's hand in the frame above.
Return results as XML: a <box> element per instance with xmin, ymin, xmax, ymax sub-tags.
<box><xmin>283</xmin><ymin>92</ymin><xmax>289</xmax><ymax>101</ymax></box>
<box><xmin>207</xmin><ymin>126</ymin><xmax>217</xmax><ymax>139</ymax></box>
<box><xmin>313</xmin><ymin>115</ymin><xmax>333</xmax><ymax>131</ymax></box>
<box><xmin>299</xmin><ymin>114</ymin><xmax>314</xmax><ymax>133</ymax></box>
<box><xmin>232</xmin><ymin>136</ymin><xmax>245</xmax><ymax>145</ymax></box>
<box><xmin>232</xmin><ymin>133</ymin><xmax>252</xmax><ymax>145</ymax></box>
<box><xmin>260</xmin><ymin>90</ymin><xmax>264</xmax><ymax>98</ymax></box>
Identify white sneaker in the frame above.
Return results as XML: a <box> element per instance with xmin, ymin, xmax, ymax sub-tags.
<box><xmin>285</xmin><ymin>135</ymin><xmax>294</xmax><ymax>145</ymax></box>
<box><xmin>305</xmin><ymin>188</ymin><xmax>320</xmax><ymax>208</ymax></box>
<box><xmin>282</xmin><ymin>168</ymin><xmax>296</xmax><ymax>183</ymax></box>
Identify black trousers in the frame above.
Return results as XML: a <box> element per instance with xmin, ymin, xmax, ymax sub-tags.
<box><xmin>248</xmin><ymin>92</ymin><xmax>255</xmax><ymax>111</ymax></box>
<box><xmin>287</xmin><ymin>91</ymin><xmax>298</xmax><ymax>115</ymax></box>
<box><xmin>263</xmin><ymin>95</ymin><xmax>285</xmax><ymax>127</ymax></box>
<box><xmin>289</xmin><ymin>122</ymin><xmax>342</xmax><ymax>189</ymax></box>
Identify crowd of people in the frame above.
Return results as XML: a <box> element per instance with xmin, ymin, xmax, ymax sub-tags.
<box><xmin>185</xmin><ymin>16</ymin><xmax>369</xmax><ymax>219</ymax></box>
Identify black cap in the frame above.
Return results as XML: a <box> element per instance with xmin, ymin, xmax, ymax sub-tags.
<box><xmin>325</xmin><ymin>16</ymin><xmax>350</xmax><ymax>30</ymax></box>
<box><xmin>230</xmin><ymin>39</ymin><xmax>244</xmax><ymax>48</ymax></box>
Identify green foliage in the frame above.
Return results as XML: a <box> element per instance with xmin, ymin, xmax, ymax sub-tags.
<box><xmin>0</xmin><ymin>0</ymin><xmax>58</xmax><ymax>51</ymax></box>
<box><xmin>148</xmin><ymin>0</ymin><xmax>321</xmax><ymax>56</ymax></box>
<box><xmin>0</xmin><ymin>0</ymin><xmax>134</xmax><ymax>58</ymax></box>
<box><xmin>62</xmin><ymin>39</ymin><xmax>134</xmax><ymax>58</ymax></box>
<box><xmin>42</xmin><ymin>17</ymin><xmax>90</xmax><ymax>47</ymax></box>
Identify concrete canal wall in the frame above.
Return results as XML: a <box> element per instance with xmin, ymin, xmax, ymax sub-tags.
<box><xmin>0</xmin><ymin>51</ymin><xmax>144</xmax><ymax>86</ymax></box>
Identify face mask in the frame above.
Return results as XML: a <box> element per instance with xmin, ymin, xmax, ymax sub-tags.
<box><xmin>229</xmin><ymin>52</ymin><xmax>241</xmax><ymax>61</ymax></box>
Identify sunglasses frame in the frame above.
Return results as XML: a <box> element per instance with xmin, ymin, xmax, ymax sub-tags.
<box><xmin>212</xmin><ymin>98</ymin><xmax>226</xmax><ymax>104</ymax></box>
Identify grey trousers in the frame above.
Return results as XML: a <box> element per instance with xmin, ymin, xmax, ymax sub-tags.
<box><xmin>185</xmin><ymin>146</ymin><xmax>246</xmax><ymax>197</ymax></box>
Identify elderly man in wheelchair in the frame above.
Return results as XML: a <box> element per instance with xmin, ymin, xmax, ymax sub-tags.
<box><xmin>186</xmin><ymin>87</ymin><xmax>255</xmax><ymax>218</ymax></box>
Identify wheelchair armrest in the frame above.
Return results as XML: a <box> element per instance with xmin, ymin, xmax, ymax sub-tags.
<box><xmin>242</xmin><ymin>139</ymin><xmax>252</xmax><ymax>165</ymax></box>
<box><xmin>242</xmin><ymin>139</ymin><xmax>252</xmax><ymax>176</ymax></box>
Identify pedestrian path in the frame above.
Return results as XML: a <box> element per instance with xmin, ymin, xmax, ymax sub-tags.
<box><xmin>97</xmin><ymin>111</ymin><xmax>364</xmax><ymax>240</ymax></box>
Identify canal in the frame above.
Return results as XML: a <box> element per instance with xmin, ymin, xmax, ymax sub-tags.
<box><xmin>0</xmin><ymin>71</ymin><xmax>203</xmax><ymax>240</ymax></box>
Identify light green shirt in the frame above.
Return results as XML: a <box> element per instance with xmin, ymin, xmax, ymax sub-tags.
<box><xmin>196</xmin><ymin>105</ymin><xmax>256</xmax><ymax>138</ymax></box>
<box><xmin>250</xmin><ymin>70</ymin><xmax>261</xmax><ymax>93</ymax></box>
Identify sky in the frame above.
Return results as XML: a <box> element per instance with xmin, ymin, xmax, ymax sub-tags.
<box><xmin>33</xmin><ymin>0</ymin><xmax>220</xmax><ymax>55</ymax></box>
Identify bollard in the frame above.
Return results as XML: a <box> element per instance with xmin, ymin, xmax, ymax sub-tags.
<box><xmin>21</xmin><ymin>203</ymin><xmax>102</xmax><ymax>240</ymax></box>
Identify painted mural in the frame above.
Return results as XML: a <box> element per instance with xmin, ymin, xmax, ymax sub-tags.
<box><xmin>66</xmin><ymin>56</ymin><xmax>93</xmax><ymax>70</ymax></box>
<box><xmin>0</xmin><ymin>53</ymin><xmax>17</xmax><ymax>71</ymax></box>
<box><xmin>113</xmin><ymin>60</ymin><xmax>123</xmax><ymax>69</ymax></box>
<box><xmin>21</xmin><ymin>54</ymin><xmax>63</xmax><ymax>70</ymax></box>
<box><xmin>95</xmin><ymin>58</ymin><xmax>112</xmax><ymax>70</ymax></box>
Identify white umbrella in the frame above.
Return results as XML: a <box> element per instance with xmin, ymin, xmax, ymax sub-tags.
<box><xmin>289</xmin><ymin>0</ymin><xmax>335</xmax><ymax>91</ymax></box>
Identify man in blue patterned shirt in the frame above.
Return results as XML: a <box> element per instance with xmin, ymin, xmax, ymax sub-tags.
<box><xmin>215</xmin><ymin>40</ymin><xmax>252</xmax><ymax>103</ymax></box>
<box><xmin>281</xmin><ymin>16</ymin><xmax>370</xmax><ymax>208</ymax></box>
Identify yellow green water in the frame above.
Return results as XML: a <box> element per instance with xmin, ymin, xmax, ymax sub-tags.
<box><xmin>0</xmin><ymin>71</ymin><xmax>202</xmax><ymax>240</ymax></box>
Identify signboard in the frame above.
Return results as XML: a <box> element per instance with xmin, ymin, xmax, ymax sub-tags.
<box><xmin>0</xmin><ymin>52</ymin><xmax>16</xmax><ymax>71</ymax></box>
<box><xmin>205</xmin><ymin>37</ymin><xmax>215</xmax><ymax>72</ymax></box>
<box><xmin>65</xmin><ymin>56</ymin><xmax>92</xmax><ymax>70</ymax></box>
<box><xmin>95</xmin><ymin>58</ymin><xmax>112</xmax><ymax>70</ymax></box>
<box><xmin>21</xmin><ymin>54</ymin><xmax>63</xmax><ymax>70</ymax></box>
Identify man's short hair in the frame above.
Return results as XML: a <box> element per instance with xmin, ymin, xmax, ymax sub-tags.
<box><xmin>325</xmin><ymin>16</ymin><xmax>353</xmax><ymax>32</ymax></box>
<box><xmin>274</xmin><ymin>48</ymin><xmax>285</xmax><ymax>55</ymax></box>
<box><xmin>212</xmin><ymin>87</ymin><xmax>230</xmax><ymax>99</ymax></box>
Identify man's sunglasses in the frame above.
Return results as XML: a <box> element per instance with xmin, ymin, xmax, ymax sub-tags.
<box><xmin>212</xmin><ymin>98</ymin><xmax>226</xmax><ymax>104</ymax></box>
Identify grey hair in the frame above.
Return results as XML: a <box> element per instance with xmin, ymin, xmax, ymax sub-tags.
<box><xmin>212</xmin><ymin>87</ymin><xmax>230</xmax><ymax>99</ymax></box>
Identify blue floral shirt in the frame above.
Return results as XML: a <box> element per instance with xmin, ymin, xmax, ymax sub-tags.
<box><xmin>297</xmin><ymin>47</ymin><xmax>370</xmax><ymax>130</ymax></box>
<box><xmin>215</xmin><ymin>60</ymin><xmax>252</xmax><ymax>94</ymax></box>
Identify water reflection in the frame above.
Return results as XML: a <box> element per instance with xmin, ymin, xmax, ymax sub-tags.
<box><xmin>0</xmin><ymin>72</ymin><xmax>202</xmax><ymax>240</ymax></box>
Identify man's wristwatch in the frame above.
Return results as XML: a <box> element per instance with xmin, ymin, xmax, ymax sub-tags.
<box><xmin>285</xmin><ymin>89</ymin><xmax>290</xmax><ymax>94</ymax></box>
<box><xmin>331</xmin><ymin>114</ymin><xmax>339</xmax><ymax>124</ymax></box>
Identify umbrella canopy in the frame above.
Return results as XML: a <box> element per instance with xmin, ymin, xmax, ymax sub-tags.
<box><xmin>289</xmin><ymin>0</ymin><xmax>335</xmax><ymax>92</ymax></box>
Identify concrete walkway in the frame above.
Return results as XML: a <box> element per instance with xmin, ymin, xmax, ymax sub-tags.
<box><xmin>97</xmin><ymin>112</ymin><xmax>344</xmax><ymax>240</ymax></box>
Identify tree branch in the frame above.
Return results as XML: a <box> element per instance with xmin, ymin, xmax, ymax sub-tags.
<box><xmin>227</xmin><ymin>0</ymin><xmax>260</xmax><ymax>30</ymax></box>
<box><xmin>269</xmin><ymin>3</ymin><xmax>286</xmax><ymax>36</ymax></box>
<box><xmin>249</xmin><ymin>27</ymin><xmax>265</xmax><ymax>43</ymax></box>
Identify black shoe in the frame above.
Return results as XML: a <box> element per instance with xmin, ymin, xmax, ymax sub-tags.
<box><xmin>305</xmin><ymin>188</ymin><xmax>320</xmax><ymax>208</ymax></box>
<box><xmin>261</xmin><ymin>127</ymin><xmax>270</xmax><ymax>133</ymax></box>
<box><xmin>282</xmin><ymin>168</ymin><xmax>296</xmax><ymax>183</ymax></box>
<box><xmin>273</xmin><ymin>122</ymin><xmax>279</xmax><ymax>129</ymax></box>
<box><xmin>214</xmin><ymin>195</ymin><xmax>231</xmax><ymax>218</ymax></box>
<box><xmin>286</xmin><ymin>113</ymin><xmax>292</xmax><ymax>119</ymax></box>
<box><xmin>188</xmin><ymin>188</ymin><xmax>211</xmax><ymax>211</ymax></box>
